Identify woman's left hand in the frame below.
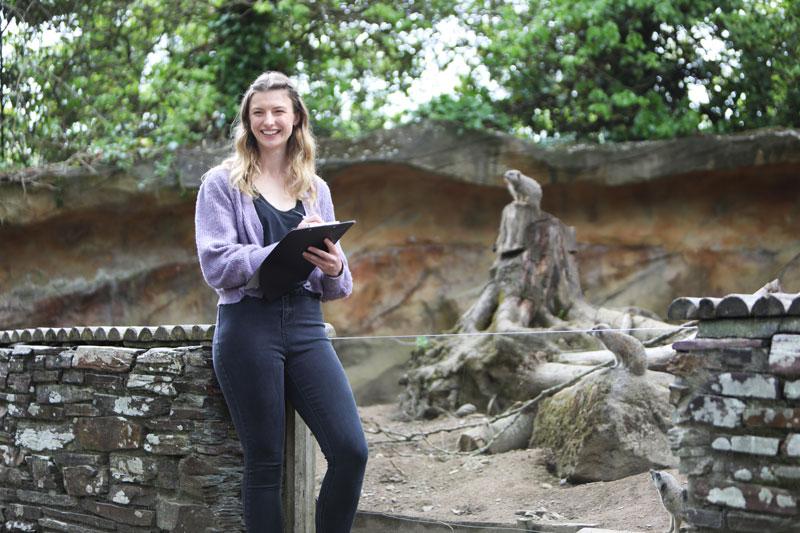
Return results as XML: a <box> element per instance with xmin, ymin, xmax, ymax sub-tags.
<box><xmin>303</xmin><ymin>238</ymin><xmax>343</xmax><ymax>277</ymax></box>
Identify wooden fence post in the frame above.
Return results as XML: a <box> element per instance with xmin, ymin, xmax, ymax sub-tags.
<box><xmin>283</xmin><ymin>400</ymin><xmax>316</xmax><ymax>532</ymax></box>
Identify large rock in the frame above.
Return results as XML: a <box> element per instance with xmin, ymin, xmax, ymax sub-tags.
<box><xmin>530</xmin><ymin>367</ymin><xmax>676</xmax><ymax>483</ymax></box>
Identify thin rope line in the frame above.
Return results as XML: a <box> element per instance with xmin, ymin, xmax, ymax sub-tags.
<box><xmin>330</xmin><ymin>325</ymin><xmax>696</xmax><ymax>342</ymax></box>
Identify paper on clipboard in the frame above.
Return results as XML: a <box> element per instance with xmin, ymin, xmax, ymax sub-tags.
<box><xmin>246</xmin><ymin>220</ymin><xmax>355</xmax><ymax>299</ymax></box>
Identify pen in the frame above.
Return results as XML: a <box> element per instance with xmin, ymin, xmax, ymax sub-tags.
<box><xmin>292</xmin><ymin>210</ymin><xmax>324</xmax><ymax>230</ymax></box>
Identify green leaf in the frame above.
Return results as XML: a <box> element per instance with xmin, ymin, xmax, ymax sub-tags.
<box><xmin>611</xmin><ymin>90</ymin><xmax>638</xmax><ymax>108</ymax></box>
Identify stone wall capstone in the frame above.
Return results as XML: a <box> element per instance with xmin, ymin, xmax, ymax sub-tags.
<box><xmin>0</xmin><ymin>325</ymin><xmax>247</xmax><ymax>533</ymax></box>
<box><xmin>668</xmin><ymin>292</ymin><xmax>800</xmax><ymax>532</ymax></box>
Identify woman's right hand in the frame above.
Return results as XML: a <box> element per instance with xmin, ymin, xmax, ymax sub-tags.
<box><xmin>298</xmin><ymin>214</ymin><xmax>325</xmax><ymax>228</ymax></box>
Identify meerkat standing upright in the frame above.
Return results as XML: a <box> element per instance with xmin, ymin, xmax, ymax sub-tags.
<box><xmin>591</xmin><ymin>323</ymin><xmax>648</xmax><ymax>376</ymax></box>
<box><xmin>650</xmin><ymin>469</ymin><xmax>687</xmax><ymax>533</ymax></box>
<box><xmin>503</xmin><ymin>169</ymin><xmax>542</xmax><ymax>207</ymax></box>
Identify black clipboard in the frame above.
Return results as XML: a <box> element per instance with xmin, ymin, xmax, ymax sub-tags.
<box><xmin>246</xmin><ymin>220</ymin><xmax>355</xmax><ymax>300</ymax></box>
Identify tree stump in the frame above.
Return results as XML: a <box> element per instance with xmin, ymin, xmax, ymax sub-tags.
<box><xmin>399</xmin><ymin>170</ymin><xmax>684</xmax><ymax>419</ymax></box>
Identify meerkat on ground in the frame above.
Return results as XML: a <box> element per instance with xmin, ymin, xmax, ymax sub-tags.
<box><xmin>650</xmin><ymin>469</ymin><xmax>687</xmax><ymax>533</ymax></box>
<box><xmin>503</xmin><ymin>169</ymin><xmax>542</xmax><ymax>207</ymax></box>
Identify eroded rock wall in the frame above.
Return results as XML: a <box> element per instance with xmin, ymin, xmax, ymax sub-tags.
<box><xmin>2</xmin><ymin>123</ymin><xmax>799</xmax><ymax>403</ymax></box>
<box><xmin>545</xmin><ymin>164</ymin><xmax>800</xmax><ymax>310</ymax></box>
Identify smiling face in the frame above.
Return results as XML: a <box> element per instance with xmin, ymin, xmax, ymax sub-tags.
<box><xmin>248</xmin><ymin>89</ymin><xmax>298</xmax><ymax>155</ymax></box>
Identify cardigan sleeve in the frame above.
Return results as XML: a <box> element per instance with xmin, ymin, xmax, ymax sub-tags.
<box><xmin>315</xmin><ymin>178</ymin><xmax>353</xmax><ymax>301</ymax></box>
<box><xmin>195</xmin><ymin>170</ymin><xmax>274</xmax><ymax>291</ymax></box>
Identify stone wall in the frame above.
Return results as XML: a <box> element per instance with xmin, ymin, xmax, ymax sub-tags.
<box><xmin>667</xmin><ymin>293</ymin><xmax>800</xmax><ymax>532</ymax></box>
<box><xmin>0</xmin><ymin>325</ymin><xmax>247</xmax><ymax>533</ymax></box>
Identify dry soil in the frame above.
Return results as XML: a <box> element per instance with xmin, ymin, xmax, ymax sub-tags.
<box><xmin>316</xmin><ymin>403</ymin><xmax>686</xmax><ymax>531</ymax></box>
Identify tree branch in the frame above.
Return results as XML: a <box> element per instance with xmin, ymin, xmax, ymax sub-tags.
<box><xmin>28</xmin><ymin>61</ymin><xmax>109</xmax><ymax>124</ymax></box>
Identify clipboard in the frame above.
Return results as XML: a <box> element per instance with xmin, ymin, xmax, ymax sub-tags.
<box><xmin>246</xmin><ymin>220</ymin><xmax>356</xmax><ymax>300</ymax></box>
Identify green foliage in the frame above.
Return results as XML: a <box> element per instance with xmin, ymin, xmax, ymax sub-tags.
<box><xmin>2</xmin><ymin>0</ymin><xmax>456</xmax><ymax>169</ymax></box>
<box><xmin>3</xmin><ymin>0</ymin><xmax>799</xmax><ymax>170</ymax></box>
<box><xmin>450</xmin><ymin>0</ymin><xmax>722</xmax><ymax>141</ymax></box>
<box><xmin>422</xmin><ymin>0</ymin><xmax>799</xmax><ymax>142</ymax></box>
<box><xmin>705</xmin><ymin>1</ymin><xmax>800</xmax><ymax>132</ymax></box>
<box><xmin>412</xmin><ymin>86</ymin><xmax>515</xmax><ymax>134</ymax></box>
<box><xmin>3</xmin><ymin>0</ymin><xmax>223</xmax><ymax>168</ymax></box>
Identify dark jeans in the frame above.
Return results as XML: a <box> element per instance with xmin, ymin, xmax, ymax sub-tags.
<box><xmin>213</xmin><ymin>289</ymin><xmax>368</xmax><ymax>532</ymax></box>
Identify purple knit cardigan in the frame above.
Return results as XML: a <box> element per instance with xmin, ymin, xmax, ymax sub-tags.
<box><xmin>194</xmin><ymin>167</ymin><xmax>353</xmax><ymax>304</ymax></box>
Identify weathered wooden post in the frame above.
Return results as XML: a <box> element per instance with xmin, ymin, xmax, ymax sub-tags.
<box><xmin>283</xmin><ymin>400</ymin><xmax>316</xmax><ymax>532</ymax></box>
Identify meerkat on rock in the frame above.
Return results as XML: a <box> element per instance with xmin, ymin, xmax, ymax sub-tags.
<box><xmin>590</xmin><ymin>323</ymin><xmax>648</xmax><ymax>376</ymax></box>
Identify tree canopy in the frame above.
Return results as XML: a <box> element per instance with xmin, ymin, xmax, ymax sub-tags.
<box><xmin>2</xmin><ymin>0</ymin><xmax>799</xmax><ymax>170</ymax></box>
<box><xmin>2</xmin><ymin>0</ymin><xmax>456</xmax><ymax>169</ymax></box>
<box><xmin>417</xmin><ymin>0</ymin><xmax>799</xmax><ymax>142</ymax></box>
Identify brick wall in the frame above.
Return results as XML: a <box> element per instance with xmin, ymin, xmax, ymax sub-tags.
<box><xmin>667</xmin><ymin>293</ymin><xmax>800</xmax><ymax>532</ymax></box>
<box><xmin>0</xmin><ymin>325</ymin><xmax>246</xmax><ymax>533</ymax></box>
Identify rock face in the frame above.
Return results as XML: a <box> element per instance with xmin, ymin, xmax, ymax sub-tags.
<box><xmin>530</xmin><ymin>365</ymin><xmax>677</xmax><ymax>482</ymax></box>
<box><xmin>2</xmin><ymin>123</ymin><xmax>800</xmax><ymax>403</ymax></box>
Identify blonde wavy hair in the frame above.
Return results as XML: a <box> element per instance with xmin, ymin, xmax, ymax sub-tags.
<box><xmin>222</xmin><ymin>71</ymin><xmax>317</xmax><ymax>204</ymax></box>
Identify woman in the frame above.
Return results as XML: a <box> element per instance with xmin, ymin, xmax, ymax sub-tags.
<box><xmin>195</xmin><ymin>71</ymin><xmax>367</xmax><ymax>532</ymax></box>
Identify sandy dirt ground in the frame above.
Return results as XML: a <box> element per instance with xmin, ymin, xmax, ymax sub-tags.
<box><xmin>317</xmin><ymin>403</ymin><xmax>686</xmax><ymax>531</ymax></box>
